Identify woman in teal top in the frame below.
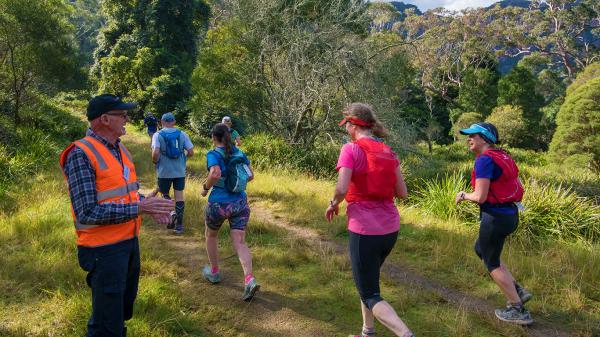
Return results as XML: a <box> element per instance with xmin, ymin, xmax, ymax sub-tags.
<box><xmin>200</xmin><ymin>123</ymin><xmax>258</xmax><ymax>301</ymax></box>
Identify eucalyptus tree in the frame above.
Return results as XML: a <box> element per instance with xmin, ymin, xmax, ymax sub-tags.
<box><xmin>493</xmin><ymin>0</ymin><xmax>600</xmax><ymax>81</ymax></box>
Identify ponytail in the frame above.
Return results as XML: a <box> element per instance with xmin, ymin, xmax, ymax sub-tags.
<box><xmin>211</xmin><ymin>123</ymin><xmax>235</xmax><ymax>156</ymax></box>
<box><xmin>342</xmin><ymin>103</ymin><xmax>389</xmax><ymax>138</ymax></box>
<box><xmin>371</xmin><ymin>120</ymin><xmax>389</xmax><ymax>138</ymax></box>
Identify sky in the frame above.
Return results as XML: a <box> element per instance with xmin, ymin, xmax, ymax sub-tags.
<box><xmin>371</xmin><ymin>0</ymin><xmax>500</xmax><ymax>11</ymax></box>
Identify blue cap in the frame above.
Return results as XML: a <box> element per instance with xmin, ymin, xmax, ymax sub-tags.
<box><xmin>459</xmin><ymin>122</ymin><xmax>498</xmax><ymax>144</ymax></box>
<box><xmin>161</xmin><ymin>112</ymin><xmax>175</xmax><ymax>122</ymax></box>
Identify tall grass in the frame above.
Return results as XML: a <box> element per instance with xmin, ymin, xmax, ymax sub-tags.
<box><xmin>410</xmin><ymin>172</ymin><xmax>600</xmax><ymax>243</ymax></box>
<box><xmin>410</xmin><ymin>172</ymin><xmax>478</xmax><ymax>222</ymax></box>
<box><xmin>519</xmin><ymin>179</ymin><xmax>600</xmax><ymax>242</ymax></box>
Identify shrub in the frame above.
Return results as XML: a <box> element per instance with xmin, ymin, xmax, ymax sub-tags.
<box><xmin>243</xmin><ymin>133</ymin><xmax>339</xmax><ymax>179</ymax></box>
<box><xmin>410</xmin><ymin>172</ymin><xmax>478</xmax><ymax>222</ymax></box>
<box><xmin>485</xmin><ymin>105</ymin><xmax>527</xmax><ymax>148</ymax></box>
<box><xmin>451</xmin><ymin>112</ymin><xmax>483</xmax><ymax>140</ymax></box>
<box><xmin>519</xmin><ymin>179</ymin><xmax>600</xmax><ymax>242</ymax></box>
<box><xmin>549</xmin><ymin>76</ymin><xmax>600</xmax><ymax>171</ymax></box>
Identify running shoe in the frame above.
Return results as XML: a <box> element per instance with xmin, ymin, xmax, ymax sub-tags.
<box><xmin>516</xmin><ymin>285</ymin><xmax>533</xmax><ymax>304</ymax></box>
<box><xmin>202</xmin><ymin>265</ymin><xmax>221</xmax><ymax>284</ymax></box>
<box><xmin>166</xmin><ymin>211</ymin><xmax>176</xmax><ymax>229</ymax></box>
<box><xmin>241</xmin><ymin>278</ymin><xmax>260</xmax><ymax>301</ymax></box>
<box><xmin>495</xmin><ymin>304</ymin><xmax>534</xmax><ymax>325</ymax></box>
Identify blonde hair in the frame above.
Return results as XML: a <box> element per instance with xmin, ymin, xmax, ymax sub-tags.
<box><xmin>342</xmin><ymin>103</ymin><xmax>389</xmax><ymax>138</ymax></box>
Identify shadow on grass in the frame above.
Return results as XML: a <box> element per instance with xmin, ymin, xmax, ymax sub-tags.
<box><xmin>393</xmin><ymin>218</ymin><xmax>600</xmax><ymax>336</ymax></box>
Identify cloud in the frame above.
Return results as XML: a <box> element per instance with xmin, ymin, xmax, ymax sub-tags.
<box><xmin>372</xmin><ymin>0</ymin><xmax>499</xmax><ymax>11</ymax></box>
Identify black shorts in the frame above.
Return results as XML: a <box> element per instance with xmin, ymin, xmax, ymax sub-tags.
<box><xmin>475</xmin><ymin>209</ymin><xmax>518</xmax><ymax>272</ymax></box>
<box><xmin>349</xmin><ymin>231</ymin><xmax>398</xmax><ymax>310</ymax></box>
<box><xmin>157</xmin><ymin>177</ymin><xmax>186</xmax><ymax>196</ymax></box>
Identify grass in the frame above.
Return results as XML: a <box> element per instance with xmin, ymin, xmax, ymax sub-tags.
<box><xmin>1</xmin><ymin>125</ymin><xmax>599</xmax><ymax>336</ymax></box>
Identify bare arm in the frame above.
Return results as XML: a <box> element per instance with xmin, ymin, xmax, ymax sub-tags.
<box><xmin>186</xmin><ymin>147</ymin><xmax>194</xmax><ymax>158</ymax></box>
<box><xmin>394</xmin><ymin>165</ymin><xmax>408</xmax><ymax>199</ymax></box>
<box><xmin>235</xmin><ymin>137</ymin><xmax>241</xmax><ymax>147</ymax></box>
<box><xmin>456</xmin><ymin>178</ymin><xmax>490</xmax><ymax>204</ymax></box>
<box><xmin>325</xmin><ymin>167</ymin><xmax>352</xmax><ymax>221</ymax></box>
<box><xmin>201</xmin><ymin>165</ymin><xmax>221</xmax><ymax>197</ymax></box>
<box><xmin>152</xmin><ymin>148</ymin><xmax>160</xmax><ymax>164</ymax></box>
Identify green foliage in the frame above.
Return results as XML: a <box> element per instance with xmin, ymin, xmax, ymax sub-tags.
<box><xmin>0</xmin><ymin>0</ymin><xmax>81</xmax><ymax>125</ymax></box>
<box><xmin>497</xmin><ymin>66</ymin><xmax>543</xmax><ymax>124</ymax></box>
<box><xmin>519</xmin><ymin>179</ymin><xmax>600</xmax><ymax>242</ymax></box>
<box><xmin>485</xmin><ymin>105</ymin><xmax>527</xmax><ymax>148</ymax></box>
<box><xmin>567</xmin><ymin>62</ymin><xmax>600</xmax><ymax>95</ymax></box>
<box><xmin>549</xmin><ymin>76</ymin><xmax>600</xmax><ymax>171</ymax></box>
<box><xmin>0</xmin><ymin>95</ymin><xmax>85</xmax><ymax>204</ymax></box>
<box><xmin>495</xmin><ymin>0</ymin><xmax>600</xmax><ymax>80</ymax></box>
<box><xmin>243</xmin><ymin>133</ymin><xmax>339</xmax><ymax>179</ymax></box>
<box><xmin>411</xmin><ymin>172</ymin><xmax>479</xmax><ymax>221</ymax></box>
<box><xmin>453</xmin><ymin>67</ymin><xmax>499</xmax><ymax>119</ymax></box>
<box><xmin>92</xmin><ymin>0</ymin><xmax>210</xmax><ymax>122</ymax></box>
<box><xmin>451</xmin><ymin>111</ymin><xmax>483</xmax><ymax>140</ymax></box>
<box><xmin>189</xmin><ymin>21</ymin><xmax>267</xmax><ymax>136</ymax></box>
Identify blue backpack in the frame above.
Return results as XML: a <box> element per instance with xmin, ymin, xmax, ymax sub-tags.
<box><xmin>213</xmin><ymin>148</ymin><xmax>250</xmax><ymax>193</ymax></box>
<box><xmin>159</xmin><ymin>129</ymin><xmax>183</xmax><ymax>159</ymax></box>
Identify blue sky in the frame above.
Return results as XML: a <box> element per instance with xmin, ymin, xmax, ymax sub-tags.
<box><xmin>371</xmin><ymin>0</ymin><xmax>500</xmax><ymax>11</ymax></box>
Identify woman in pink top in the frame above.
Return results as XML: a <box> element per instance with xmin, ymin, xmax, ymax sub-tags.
<box><xmin>325</xmin><ymin>103</ymin><xmax>414</xmax><ymax>337</ymax></box>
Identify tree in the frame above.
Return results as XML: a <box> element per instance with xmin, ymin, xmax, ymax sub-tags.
<box><xmin>494</xmin><ymin>0</ymin><xmax>600</xmax><ymax>81</ymax></box>
<box><xmin>497</xmin><ymin>65</ymin><xmax>544</xmax><ymax>146</ymax></box>
<box><xmin>0</xmin><ymin>0</ymin><xmax>79</xmax><ymax>126</ymax></box>
<box><xmin>566</xmin><ymin>62</ymin><xmax>600</xmax><ymax>95</ymax></box>
<box><xmin>451</xmin><ymin>111</ymin><xmax>483</xmax><ymax>140</ymax></box>
<box><xmin>485</xmin><ymin>105</ymin><xmax>527</xmax><ymax>148</ymax></box>
<box><xmin>549</xmin><ymin>76</ymin><xmax>600</xmax><ymax>170</ymax></box>
<box><xmin>236</xmin><ymin>0</ymin><xmax>371</xmax><ymax>145</ymax></box>
<box><xmin>92</xmin><ymin>0</ymin><xmax>210</xmax><ymax>121</ymax></box>
<box><xmin>189</xmin><ymin>21</ymin><xmax>267</xmax><ymax>136</ymax></box>
<box><xmin>397</xmin><ymin>7</ymin><xmax>500</xmax><ymax>106</ymax></box>
<box><xmin>451</xmin><ymin>66</ymin><xmax>500</xmax><ymax>121</ymax></box>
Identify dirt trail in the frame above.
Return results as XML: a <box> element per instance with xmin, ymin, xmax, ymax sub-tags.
<box><xmin>249</xmin><ymin>199</ymin><xmax>572</xmax><ymax>337</ymax></box>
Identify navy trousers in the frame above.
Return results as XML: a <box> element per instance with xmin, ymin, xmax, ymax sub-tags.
<box><xmin>77</xmin><ymin>237</ymin><xmax>140</xmax><ymax>337</ymax></box>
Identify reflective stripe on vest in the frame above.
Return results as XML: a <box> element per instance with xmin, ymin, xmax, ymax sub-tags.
<box><xmin>60</xmin><ymin>136</ymin><xmax>141</xmax><ymax>247</ymax></box>
<box><xmin>77</xmin><ymin>138</ymin><xmax>108</xmax><ymax>170</ymax></box>
<box><xmin>97</xmin><ymin>181</ymin><xmax>140</xmax><ymax>201</ymax></box>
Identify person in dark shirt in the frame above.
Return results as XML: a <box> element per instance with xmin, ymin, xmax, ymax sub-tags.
<box><xmin>456</xmin><ymin>122</ymin><xmax>533</xmax><ymax>326</ymax></box>
<box><xmin>143</xmin><ymin>111</ymin><xmax>158</xmax><ymax>138</ymax></box>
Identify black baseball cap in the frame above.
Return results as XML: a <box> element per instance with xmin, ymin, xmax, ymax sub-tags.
<box><xmin>86</xmin><ymin>94</ymin><xmax>137</xmax><ymax>121</ymax></box>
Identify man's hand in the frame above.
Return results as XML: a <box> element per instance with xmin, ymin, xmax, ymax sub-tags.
<box><xmin>140</xmin><ymin>197</ymin><xmax>174</xmax><ymax>225</ymax></box>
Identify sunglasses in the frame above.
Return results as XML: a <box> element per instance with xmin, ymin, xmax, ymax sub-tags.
<box><xmin>105</xmin><ymin>112</ymin><xmax>129</xmax><ymax>119</ymax></box>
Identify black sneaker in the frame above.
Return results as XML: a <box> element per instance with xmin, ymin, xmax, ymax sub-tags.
<box><xmin>495</xmin><ymin>304</ymin><xmax>533</xmax><ymax>325</ymax></box>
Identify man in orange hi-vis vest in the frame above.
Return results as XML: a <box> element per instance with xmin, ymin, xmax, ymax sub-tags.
<box><xmin>60</xmin><ymin>94</ymin><xmax>174</xmax><ymax>337</ymax></box>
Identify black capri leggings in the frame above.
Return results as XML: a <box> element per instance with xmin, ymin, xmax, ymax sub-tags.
<box><xmin>474</xmin><ymin>209</ymin><xmax>518</xmax><ymax>272</ymax></box>
<box><xmin>349</xmin><ymin>231</ymin><xmax>398</xmax><ymax>310</ymax></box>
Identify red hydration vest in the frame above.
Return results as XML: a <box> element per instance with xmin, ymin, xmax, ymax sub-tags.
<box><xmin>471</xmin><ymin>149</ymin><xmax>524</xmax><ymax>204</ymax></box>
<box><xmin>345</xmin><ymin>138</ymin><xmax>398</xmax><ymax>202</ymax></box>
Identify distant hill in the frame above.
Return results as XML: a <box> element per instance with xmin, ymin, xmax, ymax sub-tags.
<box><xmin>389</xmin><ymin>1</ymin><xmax>422</xmax><ymax>17</ymax></box>
<box><xmin>486</xmin><ymin>0</ymin><xmax>531</xmax><ymax>9</ymax></box>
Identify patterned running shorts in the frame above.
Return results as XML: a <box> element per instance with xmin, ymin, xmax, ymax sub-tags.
<box><xmin>204</xmin><ymin>198</ymin><xmax>250</xmax><ymax>231</ymax></box>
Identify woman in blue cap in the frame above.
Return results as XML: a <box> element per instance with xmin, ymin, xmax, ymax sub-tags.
<box><xmin>456</xmin><ymin>122</ymin><xmax>533</xmax><ymax>325</ymax></box>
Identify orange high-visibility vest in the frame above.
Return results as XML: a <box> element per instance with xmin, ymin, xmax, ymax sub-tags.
<box><xmin>59</xmin><ymin>136</ymin><xmax>141</xmax><ymax>247</ymax></box>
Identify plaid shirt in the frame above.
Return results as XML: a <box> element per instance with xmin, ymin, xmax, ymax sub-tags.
<box><xmin>63</xmin><ymin>130</ymin><xmax>139</xmax><ymax>225</ymax></box>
